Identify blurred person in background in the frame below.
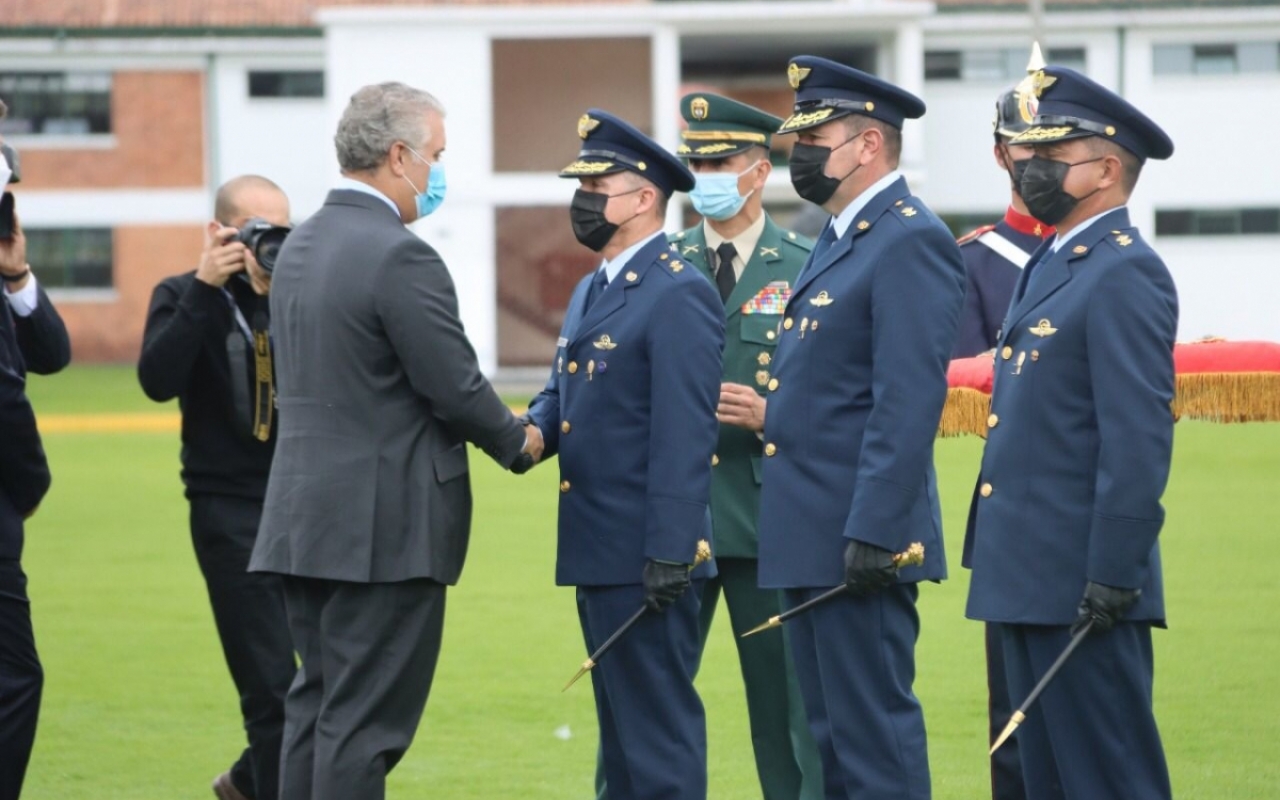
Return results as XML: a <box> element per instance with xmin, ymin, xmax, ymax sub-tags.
<box><xmin>0</xmin><ymin>97</ymin><xmax>71</xmax><ymax>377</ymax></box>
<box><xmin>138</xmin><ymin>175</ymin><xmax>295</xmax><ymax>800</ymax></box>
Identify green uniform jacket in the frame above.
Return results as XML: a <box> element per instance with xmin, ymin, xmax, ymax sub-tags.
<box><xmin>670</xmin><ymin>215</ymin><xmax>812</xmax><ymax>558</ymax></box>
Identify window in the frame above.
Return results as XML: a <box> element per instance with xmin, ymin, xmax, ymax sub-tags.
<box><xmin>1194</xmin><ymin>44</ymin><xmax>1237</xmax><ymax>75</ymax></box>
<box><xmin>925</xmin><ymin>47</ymin><xmax>1087</xmax><ymax>81</ymax></box>
<box><xmin>0</xmin><ymin>72</ymin><xmax>111</xmax><ymax>136</ymax></box>
<box><xmin>247</xmin><ymin>71</ymin><xmax>324</xmax><ymax>99</ymax></box>
<box><xmin>1156</xmin><ymin>208</ymin><xmax>1280</xmax><ymax>237</ymax></box>
<box><xmin>24</xmin><ymin>228</ymin><xmax>113</xmax><ymax>289</ymax></box>
<box><xmin>1155</xmin><ymin>42</ymin><xmax>1280</xmax><ymax>75</ymax></box>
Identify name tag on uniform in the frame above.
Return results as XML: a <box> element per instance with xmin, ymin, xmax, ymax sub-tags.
<box><xmin>742</xmin><ymin>281</ymin><xmax>791</xmax><ymax>315</ymax></box>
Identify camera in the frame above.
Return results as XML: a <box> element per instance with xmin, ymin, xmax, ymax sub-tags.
<box><xmin>236</xmin><ymin>217</ymin><xmax>290</xmax><ymax>274</ymax></box>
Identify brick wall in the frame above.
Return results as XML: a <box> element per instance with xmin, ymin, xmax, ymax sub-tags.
<box><xmin>19</xmin><ymin>70</ymin><xmax>205</xmax><ymax>190</ymax></box>
<box><xmin>52</xmin><ymin>225</ymin><xmax>205</xmax><ymax>363</ymax></box>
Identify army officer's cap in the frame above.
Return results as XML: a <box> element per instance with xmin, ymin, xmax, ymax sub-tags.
<box><xmin>560</xmin><ymin>108</ymin><xmax>695</xmax><ymax>196</ymax></box>
<box><xmin>1009</xmin><ymin>66</ymin><xmax>1174</xmax><ymax>162</ymax></box>
<box><xmin>778</xmin><ymin>55</ymin><xmax>926</xmax><ymax>135</ymax></box>
<box><xmin>677</xmin><ymin>93</ymin><xmax>782</xmax><ymax>160</ymax></box>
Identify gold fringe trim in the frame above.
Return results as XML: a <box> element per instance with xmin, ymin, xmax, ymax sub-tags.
<box><xmin>1173</xmin><ymin>372</ymin><xmax>1280</xmax><ymax>423</ymax></box>
<box><xmin>938</xmin><ymin>387</ymin><xmax>991</xmax><ymax>439</ymax></box>
<box><xmin>937</xmin><ymin>372</ymin><xmax>1280</xmax><ymax>438</ymax></box>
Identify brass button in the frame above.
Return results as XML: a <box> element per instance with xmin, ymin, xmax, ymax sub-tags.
<box><xmin>768</xmin><ymin>378</ymin><xmax>779</xmax><ymax>392</ymax></box>
<box><xmin>561</xmin><ymin>421</ymin><xmax>571</xmax><ymax>434</ymax></box>
<box><xmin>783</xmin><ymin>318</ymin><xmax>794</xmax><ymax>331</ymax></box>
<box><xmin>560</xmin><ymin>480</ymin><xmax>572</xmax><ymax>493</ymax></box>
<box><xmin>764</xmin><ymin>443</ymin><xmax>777</xmax><ymax>457</ymax></box>
<box><xmin>1001</xmin><ymin>346</ymin><xmax>1013</xmax><ymax>360</ymax></box>
<box><xmin>568</xmin><ymin>361</ymin><xmax>579</xmax><ymax>374</ymax></box>
<box><xmin>766</xmin><ymin>330</ymin><xmax>776</xmax><ymax>341</ymax></box>
<box><xmin>987</xmin><ymin>413</ymin><xmax>998</xmax><ymax>429</ymax></box>
<box><xmin>711</xmin><ymin>454</ymin><xmax>720</xmax><ymax>466</ymax></box>
<box><xmin>980</xmin><ymin>482</ymin><xmax>993</xmax><ymax>498</ymax></box>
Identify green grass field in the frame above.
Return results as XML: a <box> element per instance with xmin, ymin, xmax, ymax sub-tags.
<box><xmin>18</xmin><ymin>367</ymin><xmax>1280</xmax><ymax>798</ymax></box>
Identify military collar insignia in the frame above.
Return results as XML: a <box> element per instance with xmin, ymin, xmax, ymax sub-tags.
<box><xmin>1115</xmin><ymin>233</ymin><xmax>1133</xmax><ymax>247</ymax></box>
<box><xmin>787</xmin><ymin>62</ymin><xmax>812</xmax><ymax>90</ymax></box>
<box><xmin>682</xmin><ymin>244</ymin><xmax>700</xmax><ymax>256</ymax></box>
<box><xmin>759</xmin><ymin>246</ymin><xmax>779</xmax><ymax>258</ymax></box>
<box><xmin>625</xmin><ymin>271</ymin><xmax>638</xmax><ymax>282</ymax></box>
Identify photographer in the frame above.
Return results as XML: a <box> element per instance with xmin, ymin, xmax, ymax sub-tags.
<box><xmin>1</xmin><ymin>97</ymin><xmax>71</xmax><ymax>376</ymax></box>
<box><xmin>137</xmin><ymin>175</ymin><xmax>295</xmax><ymax>800</ymax></box>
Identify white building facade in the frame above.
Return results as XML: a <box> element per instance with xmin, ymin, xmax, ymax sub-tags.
<box><xmin>4</xmin><ymin>1</ymin><xmax>1278</xmax><ymax>366</ymax></box>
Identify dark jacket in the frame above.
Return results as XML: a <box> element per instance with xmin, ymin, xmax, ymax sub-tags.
<box><xmin>138</xmin><ymin>272</ymin><xmax>276</xmax><ymax>499</ymax></box>
<box><xmin>0</xmin><ymin>301</ymin><xmax>51</xmax><ymax>560</ymax></box>
<box><xmin>250</xmin><ymin>189</ymin><xmax>526</xmax><ymax>585</ymax></box>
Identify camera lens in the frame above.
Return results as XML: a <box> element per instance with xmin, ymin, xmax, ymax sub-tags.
<box><xmin>254</xmin><ymin>228</ymin><xmax>289</xmax><ymax>274</ymax></box>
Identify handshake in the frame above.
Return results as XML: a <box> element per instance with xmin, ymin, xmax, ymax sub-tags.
<box><xmin>511</xmin><ymin>412</ymin><xmax>544</xmax><ymax>475</ymax></box>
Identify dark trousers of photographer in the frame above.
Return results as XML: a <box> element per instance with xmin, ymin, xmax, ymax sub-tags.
<box><xmin>191</xmin><ymin>494</ymin><xmax>294</xmax><ymax>800</ymax></box>
<box><xmin>0</xmin><ymin>559</ymin><xmax>41</xmax><ymax>800</ymax></box>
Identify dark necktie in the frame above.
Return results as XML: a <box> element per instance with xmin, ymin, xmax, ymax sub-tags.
<box><xmin>584</xmin><ymin>268</ymin><xmax>609</xmax><ymax>312</ymax></box>
<box><xmin>713</xmin><ymin>242</ymin><xmax>738</xmax><ymax>303</ymax></box>
<box><xmin>800</xmin><ymin>222</ymin><xmax>838</xmax><ymax>283</ymax></box>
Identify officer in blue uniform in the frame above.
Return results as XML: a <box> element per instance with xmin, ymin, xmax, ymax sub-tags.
<box><xmin>963</xmin><ymin>66</ymin><xmax>1177</xmax><ymax>800</ymax></box>
<box><xmin>524</xmin><ymin>109</ymin><xmax>724</xmax><ymax>800</ymax></box>
<box><xmin>756</xmin><ymin>57</ymin><xmax>965</xmax><ymax>800</ymax></box>
<box><xmin>956</xmin><ymin>57</ymin><xmax>1058</xmax><ymax>800</ymax></box>
<box><xmin>953</xmin><ymin>83</ymin><xmax>1055</xmax><ymax>360</ymax></box>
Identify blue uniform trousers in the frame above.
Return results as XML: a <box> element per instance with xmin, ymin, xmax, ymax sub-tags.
<box><xmin>578</xmin><ymin>582</ymin><xmax>707</xmax><ymax>800</ymax></box>
<box><xmin>783</xmin><ymin>584</ymin><xmax>929</xmax><ymax>800</ymax></box>
<box><xmin>998</xmin><ymin>623</ymin><xmax>1170</xmax><ymax>800</ymax></box>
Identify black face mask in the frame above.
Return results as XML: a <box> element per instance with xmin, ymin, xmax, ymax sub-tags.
<box><xmin>570</xmin><ymin>186</ymin><xmax>642</xmax><ymax>252</ymax></box>
<box><xmin>788</xmin><ymin>135</ymin><xmax>862</xmax><ymax>206</ymax></box>
<box><xmin>1001</xmin><ymin>146</ymin><xmax>1030</xmax><ymax>199</ymax></box>
<box><xmin>1018</xmin><ymin>155</ymin><xmax>1104</xmax><ymax>227</ymax></box>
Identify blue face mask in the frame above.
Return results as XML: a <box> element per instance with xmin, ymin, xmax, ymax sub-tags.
<box><xmin>689</xmin><ymin>161</ymin><xmax>761</xmax><ymax>221</ymax></box>
<box><xmin>403</xmin><ymin>147</ymin><xmax>447</xmax><ymax>219</ymax></box>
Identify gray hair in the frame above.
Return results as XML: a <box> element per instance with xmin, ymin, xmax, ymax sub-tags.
<box><xmin>334</xmin><ymin>82</ymin><xmax>445</xmax><ymax>172</ymax></box>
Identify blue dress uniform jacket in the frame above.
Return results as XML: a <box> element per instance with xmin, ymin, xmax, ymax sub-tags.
<box><xmin>953</xmin><ymin>213</ymin><xmax>1048</xmax><ymax>359</ymax></box>
<box><xmin>758</xmin><ymin>177</ymin><xmax>965</xmax><ymax>588</ymax></box>
<box><xmin>528</xmin><ymin>234</ymin><xmax>725</xmax><ymax>586</ymax></box>
<box><xmin>964</xmin><ymin>208</ymin><xmax>1177</xmax><ymax>625</ymax></box>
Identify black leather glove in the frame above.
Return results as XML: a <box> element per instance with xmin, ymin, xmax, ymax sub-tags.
<box><xmin>843</xmin><ymin>540</ymin><xmax>897</xmax><ymax>597</ymax></box>
<box><xmin>509</xmin><ymin>452</ymin><xmax>535</xmax><ymax>475</ymax></box>
<box><xmin>642</xmin><ymin>560</ymin><xmax>691</xmax><ymax>612</ymax></box>
<box><xmin>1071</xmin><ymin>581</ymin><xmax>1141</xmax><ymax>636</ymax></box>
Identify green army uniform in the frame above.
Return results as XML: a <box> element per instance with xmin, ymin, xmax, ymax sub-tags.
<box><xmin>676</xmin><ymin>93</ymin><xmax>823</xmax><ymax>800</ymax></box>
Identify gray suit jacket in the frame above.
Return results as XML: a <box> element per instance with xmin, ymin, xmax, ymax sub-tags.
<box><xmin>250</xmin><ymin>189</ymin><xmax>525</xmax><ymax>584</ymax></box>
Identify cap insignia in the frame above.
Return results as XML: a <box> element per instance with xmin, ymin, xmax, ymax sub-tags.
<box><xmin>690</xmin><ymin>97</ymin><xmax>710</xmax><ymax>121</ymax></box>
<box><xmin>787</xmin><ymin>62</ymin><xmax>812</xmax><ymax>90</ymax></box>
<box><xmin>578</xmin><ymin>114</ymin><xmax>600</xmax><ymax>140</ymax></box>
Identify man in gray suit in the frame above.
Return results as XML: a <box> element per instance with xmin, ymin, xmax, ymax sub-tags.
<box><xmin>250</xmin><ymin>82</ymin><xmax>543</xmax><ymax>800</ymax></box>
